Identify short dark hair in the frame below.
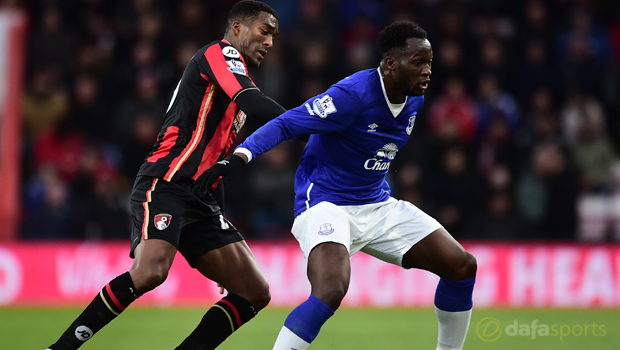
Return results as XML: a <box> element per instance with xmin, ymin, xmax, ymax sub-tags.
<box><xmin>227</xmin><ymin>0</ymin><xmax>279</xmax><ymax>28</ymax></box>
<box><xmin>377</xmin><ymin>21</ymin><xmax>427</xmax><ymax>57</ymax></box>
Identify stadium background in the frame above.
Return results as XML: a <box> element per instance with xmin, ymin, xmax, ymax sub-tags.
<box><xmin>1</xmin><ymin>0</ymin><xmax>620</xmax><ymax>348</ymax></box>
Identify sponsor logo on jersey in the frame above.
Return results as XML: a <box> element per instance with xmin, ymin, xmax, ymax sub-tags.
<box><xmin>234</xmin><ymin>110</ymin><xmax>246</xmax><ymax>133</ymax></box>
<box><xmin>312</xmin><ymin>94</ymin><xmax>337</xmax><ymax>118</ymax></box>
<box><xmin>226</xmin><ymin>59</ymin><xmax>247</xmax><ymax>75</ymax></box>
<box><xmin>318</xmin><ymin>223</ymin><xmax>334</xmax><ymax>235</ymax></box>
<box><xmin>75</xmin><ymin>325</ymin><xmax>93</xmax><ymax>342</ymax></box>
<box><xmin>222</xmin><ymin>46</ymin><xmax>240</xmax><ymax>58</ymax></box>
<box><xmin>406</xmin><ymin>115</ymin><xmax>416</xmax><ymax>135</ymax></box>
<box><xmin>219</xmin><ymin>215</ymin><xmax>230</xmax><ymax>229</ymax></box>
<box><xmin>304</xmin><ymin>103</ymin><xmax>315</xmax><ymax>116</ymax></box>
<box><xmin>364</xmin><ymin>143</ymin><xmax>399</xmax><ymax>171</ymax></box>
<box><xmin>367</xmin><ymin>123</ymin><xmax>378</xmax><ymax>132</ymax></box>
<box><xmin>154</xmin><ymin>214</ymin><xmax>172</xmax><ymax>230</ymax></box>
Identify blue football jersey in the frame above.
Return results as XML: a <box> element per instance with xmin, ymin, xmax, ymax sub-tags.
<box><xmin>237</xmin><ymin>68</ymin><xmax>424</xmax><ymax>216</ymax></box>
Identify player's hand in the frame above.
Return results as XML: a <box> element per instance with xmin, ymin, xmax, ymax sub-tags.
<box><xmin>195</xmin><ymin>154</ymin><xmax>246</xmax><ymax>194</ymax></box>
<box><xmin>217</xmin><ymin>283</ymin><xmax>226</xmax><ymax>294</ymax></box>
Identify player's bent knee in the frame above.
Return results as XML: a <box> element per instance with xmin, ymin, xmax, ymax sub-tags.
<box><xmin>314</xmin><ymin>286</ymin><xmax>346</xmax><ymax>311</ymax></box>
<box><xmin>450</xmin><ymin>252</ymin><xmax>477</xmax><ymax>281</ymax></box>
<box><xmin>130</xmin><ymin>265</ymin><xmax>169</xmax><ymax>293</ymax></box>
<box><xmin>250</xmin><ymin>281</ymin><xmax>271</xmax><ymax>311</ymax></box>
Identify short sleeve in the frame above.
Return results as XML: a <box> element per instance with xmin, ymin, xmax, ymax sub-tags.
<box><xmin>199</xmin><ymin>42</ymin><xmax>257</xmax><ymax>100</ymax></box>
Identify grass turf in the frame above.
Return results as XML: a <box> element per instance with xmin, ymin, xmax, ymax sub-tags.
<box><xmin>1</xmin><ymin>307</ymin><xmax>618</xmax><ymax>349</ymax></box>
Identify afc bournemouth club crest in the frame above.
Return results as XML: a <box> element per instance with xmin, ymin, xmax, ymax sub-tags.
<box><xmin>318</xmin><ymin>223</ymin><xmax>334</xmax><ymax>235</ymax></box>
<box><xmin>154</xmin><ymin>214</ymin><xmax>172</xmax><ymax>230</ymax></box>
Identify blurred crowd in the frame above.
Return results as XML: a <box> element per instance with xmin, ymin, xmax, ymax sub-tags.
<box><xmin>15</xmin><ymin>0</ymin><xmax>620</xmax><ymax>242</ymax></box>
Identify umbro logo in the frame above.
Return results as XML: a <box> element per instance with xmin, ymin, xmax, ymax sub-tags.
<box><xmin>367</xmin><ymin>123</ymin><xmax>378</xmax><ymax>132</ymax></box>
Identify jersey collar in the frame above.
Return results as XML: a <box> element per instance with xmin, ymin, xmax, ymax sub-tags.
<box><xmin>377</xmin><ymin>67</ymin><xmax>407</xmax><ymax>118</ymax></box>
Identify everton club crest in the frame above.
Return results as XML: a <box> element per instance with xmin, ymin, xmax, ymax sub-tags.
<box><xmin>318</xmin><ymin>223</ymin><xmax>334</xmax><ymax>235</ymax></box>
<box><xmin>406</xmin><ymin>115</ymin><xmax>416</xmax><ymax>135</ymax></box>
<box><xmin>154</xmin><ymin>214</ymin><xmax>172</xmax><ymax>230</ymax></box>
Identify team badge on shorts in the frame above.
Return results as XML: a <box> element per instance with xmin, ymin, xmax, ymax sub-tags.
<box><xmin>154</xmin><ymin>214</ymin><xmax>172</xmax><ymax>230</ymax></box>
<box><xmin>318</xmin><ymin>223</ymin><xmax>334</xmax><ymax>235</ymax></box>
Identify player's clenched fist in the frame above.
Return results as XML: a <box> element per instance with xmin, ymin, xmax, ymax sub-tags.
<box><xmin>195</xmin><ymin>154</ymin><xmax>247</xmax><ymax>194</ymax></box>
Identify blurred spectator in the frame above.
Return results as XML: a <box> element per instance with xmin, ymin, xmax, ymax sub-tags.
<box><xmin>120</xmin><ymin>112</ymin><xmax>159</xmax><ymax>179</ymax></box>
<box><xmin>427</xmin><ymin>76</ymin><xmax>478</xmax><ymax>144</ymax></box>
<box><xmin>514</xmin><ymin>39</ymin><xmax>562</xmax><ymax>109</ymax></box>
<box><xmin>557</xmin><ymin>8</ymin><xmax>611</xmax><ymax>65</ymax></box>
<box><xmin>466</xmin><ymin>190</ymin><xmax>529</xmax><ymax>240</ymax></box>
<box><xmin>425</xmin><ymin>146</ymin><xmax>487</xmax><ymax>238</ymax></box>
<box><xmin>517</xmin><ymin>87</ymin><xmax>564</xmax><ymax>158</ymax></box>
<box><xmin>22</xmin><ymin>68</ymin><xmax>70</xmax><ymax>140</ymax></box>
<box><xmin>31</xmin><ymin>128</ymin><xmax>85</xmax><ymax>183</ymax></box>
<box><xmin>475</xmin><ymin>74</ymin><xmax>520</xmax><ymax>137</ymax></box>
<box><xmin>560</xmin><ymin>91</ymin><xmax>606</xmax><ymax>145</ymax></box>
<box><xmin>245</xmin><ymin>143</ymin><xmax>297</xmax><ymax>239</ymax></box>
<box><xmin>337</xmin><ymin>0</ymin><xmax>387</xmax><ymax>29</ymax></box>
<box><xmin>28</xmin><ymin>5</ymin><xmax>75</xmax><ymax>75</ymax></box>
<box><xmin>21</xmin><ymin>166</ymin><xmax>78</xmax><ymax>240</ymax></box>
<box><xmin>65</xmin><ymin>73</ymin><xmax>111</xmax><ymax>141</ymax></box>
<box><xmin>474</xmin><ymin>36</ymin><xmax>512</xmax><ymax>89</ymax></box>
<box><xmin>113</xmin><ymin>72</ymin><xmax>166</xmax><ymax>143</ymax></box>
<box><xmin>518</xmin><ymin>0</ymin><xmax>558</xmax><ymax>49</ymax></box>
<box><xmin>557</xmin><ymin>9</ymin><xmax>610</xmax><ymax>98</ymax></box>
<box><xmin>167</xmin><ymin>0</ymin><xmax>217</xmax><ymax>46</ymax></box>
<box><xmin>569</xmin><ymin>112</ymin><xmax>616</xmax><ymax>194</ymax></box>
<box><xmin>340</xmin><ymin>16</ymin><xmax>381</xmax><ymax>72</ymax></box>
<box><xmin>430</xmin><ymin>39</ymin><xmax>467</xmax><ymax>95</ymax></box>
<box><xmin>516</xmin><ymin>142</ymin><xmax>580</xmax><ymax>240</ymax></box>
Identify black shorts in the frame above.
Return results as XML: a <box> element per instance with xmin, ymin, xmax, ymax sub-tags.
<box><xmin>129</xmin><ymin>176</ymin><xmax>243</xmax><ymax>267</ymax></box>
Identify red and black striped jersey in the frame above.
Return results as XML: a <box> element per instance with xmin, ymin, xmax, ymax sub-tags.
<box><xmin>137</xmin><ymin>40</ymin><xmax>268</xmax><ymax>182</ymax></box>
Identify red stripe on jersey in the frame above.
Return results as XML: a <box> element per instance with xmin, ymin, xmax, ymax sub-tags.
<box><xmin>147</xmin><ymin>126</ymin><xmax>180</xmax><ymax>162</ymax></box>
<box><xmin>105</xmin><ymin>283</ymin><xmax>126</xmax><ymax>311</ymax></box>
<box><xmin>205</xmin><ymin>44</ymin><xmax>243</xmax><ymax>99</ymax></box>
<box><xmin>164</xmin><ymin>83</ymin><xmax>215</xmax><ymax>181</ymax></box>
<box><xmin>142</xmin><ymin>178</ymin><xmax>158</xmax><ymax>240</ymax></box>
<box><xmin>192</xmin><ymin>103</ymin><xmax>238</xmax><ymax>181</ymax></box>
<box><xmin>200</xmin><ymin>73</ymin><xmax>211</xmax><ymax>82</ymax></box>
<box><xmin>220</xmin><ymin>298</ymin><xmax>243</xmax><ymax>328</ymax></box>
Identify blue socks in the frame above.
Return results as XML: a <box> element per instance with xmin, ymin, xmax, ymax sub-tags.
<box><xmin>434</xmin><ymin>276</ymin><xmax>475</xmax><ymax>312</ymax></box>
<box><xmin>434</xmin><ymin>277</ymin><xmax>476</xmax><ymax>350</ymax></box>
<box><xmin>283</xmin><ymin>295</ymin><xmax>334</xmax><ymax>343</ymax></box>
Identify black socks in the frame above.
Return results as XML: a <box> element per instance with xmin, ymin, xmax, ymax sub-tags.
<box><xmin>48</xmin><ymin>272</ymin><xmax>141</xmax><ymax>350</ymax></box>
<box><xmin>175</xmin><ymin>294</ymin><xmax>257</xmax><ymax>350</ymax></box>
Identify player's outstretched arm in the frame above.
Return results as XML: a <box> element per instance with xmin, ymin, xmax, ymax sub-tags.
<box><xmin>195</xmin><ymin>154</ymin><xmax>247</xmax><ymax>195</ymax></box>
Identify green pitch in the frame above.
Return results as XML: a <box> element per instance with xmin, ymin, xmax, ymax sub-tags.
<box><xmin>1</xmin><ymin>307</ymin><xmax>618</xmax><ymax>349</ymax></box>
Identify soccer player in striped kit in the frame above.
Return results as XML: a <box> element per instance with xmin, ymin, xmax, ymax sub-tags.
<box><xmin>201</xmin><ymin>21</ymin><xmax>477</xmax><ymax>350</ymax></box>
<box><xmin>46</xmin><ymin>2</ymin><xmax>286</xmax><ymax>350</ymax></box>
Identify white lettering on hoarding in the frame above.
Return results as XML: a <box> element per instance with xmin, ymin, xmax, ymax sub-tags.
<box><xmin>468</xmin><ymin>246</ymin><xmax>498</xmax><ymax>307</ymax></box>
<box><xmin>56</xmin><ymin>243</ymin><xmax>178</xmax><ymax>303</ymax></box>
<box><xmin>552</xmin><ymin>248</ymin><xmax>579</xmax><ymax>307</ymax></box>
<box><xmin>510</xmin><ymin>248</ymin><xmax>547</xmax><ymax>306</ymax></box>
<box><xmin>0</xmin><ymin>247</ymin><xmax>22</xmax><ymax>305</ymax></box>
<box><xmin>579</xmin><ymin>249</ymin><xmax>614</xmax><ymax>306</ymax></box>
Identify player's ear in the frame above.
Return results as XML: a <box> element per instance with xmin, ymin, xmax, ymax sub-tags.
<box><xmin>384</xmin><ymin>56</ymin><xmax>398</xmax><ymax>71</ymax></box>
<box><xmin>231</xmin><ymin>21</ymin><xmax>242</xmax><ymax>36</ymax></box>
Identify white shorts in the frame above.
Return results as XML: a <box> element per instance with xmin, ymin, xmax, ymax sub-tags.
<box><xmin>291</xmin><ymin>197</ymin><xmax>443</xmax><ymax>267</ymax></box>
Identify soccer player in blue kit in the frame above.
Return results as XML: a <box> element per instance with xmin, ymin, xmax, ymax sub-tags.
<box><xmin>202</xmin><ymin>21</ymin><xmax>477</xmax><ymax>350</ymax></box>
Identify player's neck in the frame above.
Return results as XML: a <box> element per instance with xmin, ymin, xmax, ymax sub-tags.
<box><xmin>222</xmin><ymin>35</ymin><xmax>237</xmax><ymax>47</ymax></box>
<box><xmin>380</xmin><ymin>71</ymin><xmax>406</xmax><ymax>104</ymax></box>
